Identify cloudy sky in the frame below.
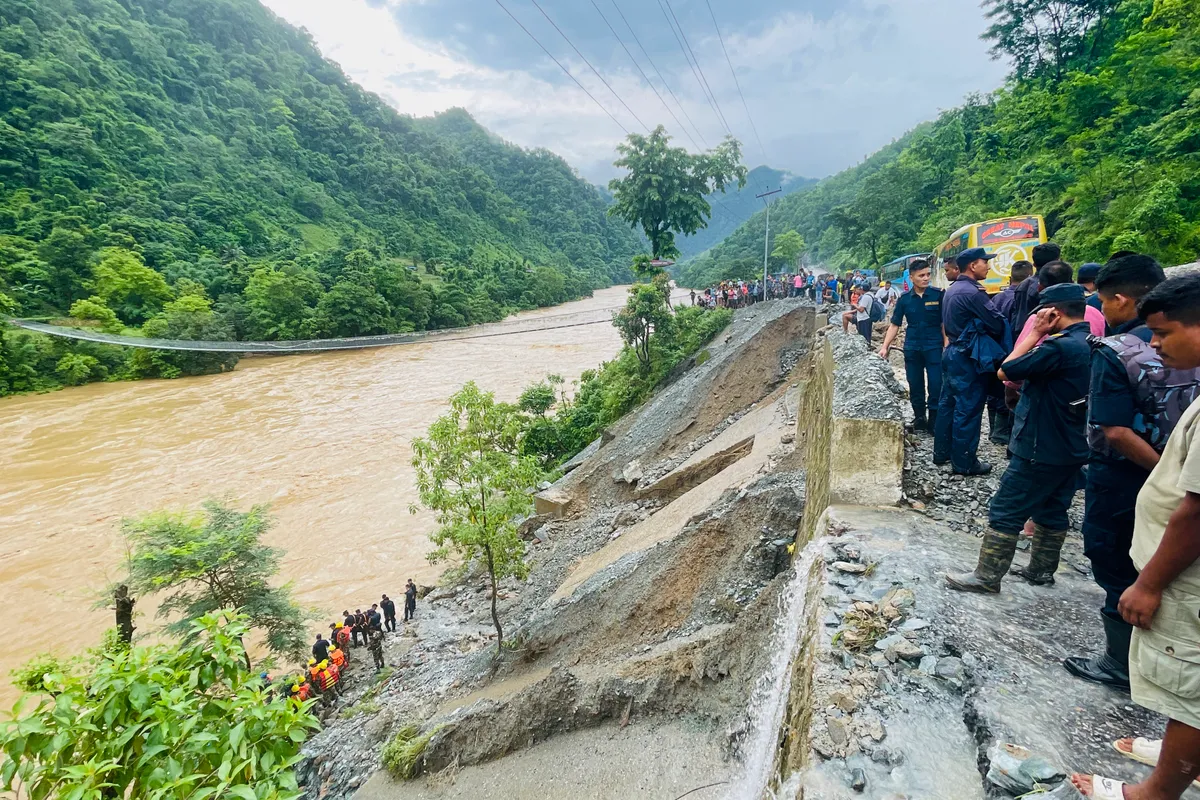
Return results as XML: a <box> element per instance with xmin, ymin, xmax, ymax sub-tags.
<box><xmin>260</xmin><ymin>0</ymin><xmax>1010</xmax><ymax>184</ymax></box>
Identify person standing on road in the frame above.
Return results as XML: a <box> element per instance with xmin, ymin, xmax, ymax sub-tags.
<box><xmin>933</xmin><ymin>248</ymin><xmax>1008</xmax><ymax>475</ymax></box>
<box><xmin>381</xmin><ymin>594</ymin><xmax>397</xmax><ymax>633</ymax></box>
<box><xmin>404</xmin><ymin>579</ymin><xmax>418</xmax><ymax>622</ymax></box>
<box><xmin>1069</xmin><ymin>274</ymin><xmax>1200</xmax><ymax>800</ymax></box>
<box><xmin>878</xmin><ymin>260</ymin><xmax>945</xmax><ymax>432</ymax></box>
<box><xmin>1009</xmin><ymin>241</ymin><xmax>1062</xmax><ymax>331</ymax></box>
<box><xmin>1077</xmin><ymin>262</ymin><xmax>1103</xmax><ymax>312</ymax></box>
<box><xmin>1065</xmin><ymin>255</ymin><xmax>1200</xmax><ymax>691</ymax></box>
<box><xmin>946</xmin><ymin>284</ymin><xmax>1092</xmax><ymax>593</ymax></box>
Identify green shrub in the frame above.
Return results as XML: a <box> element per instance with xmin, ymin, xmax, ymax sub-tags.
<box><xmin>382</xmin><ymin>724</ymin><xmax>441</xmax><ymax>779</ymax></box>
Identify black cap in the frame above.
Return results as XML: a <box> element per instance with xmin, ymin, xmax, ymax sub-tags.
<box><xmin>955</xmin><ymin>247</ymin><xmax>997</xmax><ymax>268</ymax></box>
<box><xmin>1033</xmin><ymin>283</ymin><xmax>1086</xmax><ymax>311</ymax></box>
<box><xmin>1077</xmin><ymin>262</ymin><xmax>1102</xmax><ymax>282</ymax></box>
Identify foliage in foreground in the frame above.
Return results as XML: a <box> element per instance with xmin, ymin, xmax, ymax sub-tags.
<box><xmin>119</xmin><ymin>500</ymin><xmax>314</xmax><ymax>662</ymax></box>
<box><xmin>0</xmin><ymin>611</ymin><xmax>319</xmax><ymax>800</ymax></box>
<box><xmin>381</xmin><ymin>724</ymin><xmax>440</xmax><ymax>780</ymax></box>
<box><xmin>411</xmin><ymin>383</ymin><xmax>542</xmax><ymax>650</ymax></box>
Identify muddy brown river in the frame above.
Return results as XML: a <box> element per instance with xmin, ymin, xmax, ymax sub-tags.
<box><xmin>0</xmin><ymin>286</ymin><xmax>665</xmax><ymax>696</ymax></box>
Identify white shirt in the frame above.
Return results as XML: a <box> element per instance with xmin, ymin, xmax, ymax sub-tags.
<box><xmin>1132</xmin><ymin>399</ymin><xmax>1200</xmax><ymax>594</ymax></box>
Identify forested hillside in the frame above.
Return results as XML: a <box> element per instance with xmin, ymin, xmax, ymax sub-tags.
<box><xmin>0</xmin><ymin>0</ymin><xmax>643</xmax><ymax>394</ymax></box>
<box><xmin>687</xmin><ymin>0</ymin><xmax>1199</xmax><ymax>282</ymax></box>
<box><xmin>673</xmin><ymin>166</ymin><xmax>815</xmax><ymax>262</ymax></box>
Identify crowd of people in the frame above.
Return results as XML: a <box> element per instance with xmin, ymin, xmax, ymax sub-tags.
<box><xmin>879</xmin><ymin>247</ymin><xmax>1200</xmax><ymax>799</ymax></box>
<box><xmin>690</xmin><ymin>269</ymin><xmax>869</xmax><ymax>310</ymax></box>
<box><xmin>275</xmin><ymin>579</ymin><xmax>420</xmax><ymax>707</ymax></box>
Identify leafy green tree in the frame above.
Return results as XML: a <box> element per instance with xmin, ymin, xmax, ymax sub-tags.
<box><xmin>88</xmin><ymin>248</ymin><xmax>173</xmax><ymax>325</ymax></box>
<box><xmin>771</xmin><ymin>230</ymin><xmax>807</xmax><ymax>269</ymax></box>
<box><xmin>411</xmin><ymin>382</ymin><xmax>542</xmax><ymax>651</ymax></box>
<box><xmin>68</xmin><ymin>296</ymin><xmax>124</xmax><ymax>333</ymax></box>
<box><xmin>313</xmin><ymin>280</ymin><xmax>391</xmax><ymax>338</ymax></box>
<box><xmin>55</xmin><ymin>352</ymin><xmax>106</xmax><ymax>385</ymax></box>
<box><xmin>244</xmin><ymin>264</ymin><xmax>322</xmax><ymax>340</ymax></box>
<box><xmin>131</xmin><ymin>295</ymin><xmax>239</xmax><ymax>378</ymax></box>
<box><xmin>982</xmin><ymin>0</ymin><xmax>1121</xmax><ymax>82</ymax></box>
<box><xmin>613</xmin><ymin>275</ymin><xmax>675</xmax><ymax>368</ymax></box>
<box><xmin>118</xmin><ymin>500</ymin><xmax>313</xmax><ymax>662</ymax></box>
<box><xmin>608</xmin><ymin>126</ymin><xmax>747</xmax><ymax>260</ymax></box>
<box><xmin>0</xmin><ymin>611</ymin><xmax>319</xmax><ymax>800</ymax></box>
<box><xmin>518</xmin><ymin>381</ymin><xmax>556</xmax><ymax>417</ymax></box>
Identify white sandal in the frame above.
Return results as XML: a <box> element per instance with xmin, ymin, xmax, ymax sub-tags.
<box><xmin>1113</xmin><ymin>737</ymin><xmax>1200</xmax><ymax>788</ymax></box>
<box><xmin>1085</xmin><ymin>775</ymin><xmax>1126</xmax><ymax>800</ymax></box>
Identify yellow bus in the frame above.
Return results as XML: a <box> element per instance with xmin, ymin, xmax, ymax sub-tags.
<box><xmin>932</xmin><ymin>215</ymin><xmax>1047</xmax><ymax>294</ymax></box>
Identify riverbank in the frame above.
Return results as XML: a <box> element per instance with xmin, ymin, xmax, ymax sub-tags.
<box><xmin>0</xmin><ymin>287</ymin><xmax>657</xmax><ymax>704</ymax></box>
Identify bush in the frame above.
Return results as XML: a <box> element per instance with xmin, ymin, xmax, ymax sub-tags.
<box><xmin>381</xmin><ymin>724</ymin><xmax>440</xmax><ymax>779</ymax></box>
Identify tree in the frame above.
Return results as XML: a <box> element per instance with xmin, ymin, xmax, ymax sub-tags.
<box><xmin>613</xmin><ymin>276</ymin><xmax>674</xmax><ymax>368</ymax></box>
<box><xmin>68</xmin><ymin>296</ymin><xmax>124</xmax><ymax>333</ymax></box>
<box><xmin>982</xmin><ymin>0</ymin><xmax>1121</xmax><ymax>82</ymax></box>
<box><xmin>130</xmin><ymin>295</ymin><xmax>240</xmax><ymax>378</ymax></box>
<box><xmin>118</xmin><ymin>500</ymin><xmax>313</xmax><ymax>663</ymax></box>
<box><xmin>244</xmin><ymin>264</ymin><xmax>322</xmax><ymax>340</ymax></box>
<box><xmin>410</xmin><ymin>382</ymin><xmax>542</xmax><ymax>651</ymax></box>
<box><xmin>87</xmin><ymin>248</ymin><xmax>174</xmax><ymax>325</ymax></box>
<box><xmin>771</xmin><ymin>230</ymin><xmax>807</xmax><ymax>269</ymax></box>
<box><xmin>608</xmin><ymin>126</ymin><xmax>747</xmax><ymax>260</ymax></box>
<box><xmin>0</xmin><ymin>611</ymin><xmax>319</xmax><ymax>800</ymax></box>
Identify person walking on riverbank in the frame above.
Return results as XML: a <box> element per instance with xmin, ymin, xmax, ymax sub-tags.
<box><xmin>877</xmin><ymin>260</ymin><xmax>945</xmax><ymax>432</ymax></box>
<box><xmin>368</xmin><ymin>625</ymin><xmax>386</xmax><ymax>671</ymax></box>
<box><xmin>381</xmin><ymin>594</ymin><xmax>397</xmax><ymax>632</ymax></box>
<box><xmin>1070</xmin><ymin>274</ymin><xmax>1200</xmax><ymax>800</ymax></box>
<box><xmin>404</xmin><ymin>579</ymin><xmax>418</xmax><ymax>621</ymax></box>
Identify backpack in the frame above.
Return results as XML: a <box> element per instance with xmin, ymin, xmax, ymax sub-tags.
<box><xmin>1087</xmin><ymin>331</ymin><xmax>1200</xmax><ymax>457</ymax></box>
<box><xmin>867</xmin><ymin>293</ymin><xmax>886</xmax><ymax>323</ymax></box>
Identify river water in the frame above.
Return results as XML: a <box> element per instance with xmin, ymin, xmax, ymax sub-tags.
<box><xmin>0</xmin><ymin>286</ymin><xmax>660</xmax><ymax>695</ymax></box>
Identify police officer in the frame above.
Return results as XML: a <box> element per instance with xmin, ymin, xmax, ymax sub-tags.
<box><xmin>946</xmin><ymin>284</ymin><xmax>1092</xmax><ymax>593</ymax></box>
<box><xmin>878</xmin><ymin>259</ymin><xmax>945</xmax><ymax>431</ymax></box>
<box><xmin>1064</xmin><ymin>255</ymin><xmax>1200</xmax><ymax>689</ymax></box>
<box><xmin>933</xmin><ymin>248</ymin><xmax>1006</xmax><ymax>475</ymax></box>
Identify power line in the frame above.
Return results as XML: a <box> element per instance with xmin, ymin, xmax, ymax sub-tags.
<box><xmin>609</xmin><ymin>0</ymin><xmax>708</xmax><ymax>149</ymax></box>
<box><xmin>704</xmin><ymin>0</ymin><xmax>769</xmax><ymax>164</ymax></box>
<box><xmin>492</xmin><ymin>0</ymin><xmax>628</xmax><ymax>135</ymax></box>
<box><xmin>657</xmin><ymin>0</ymin><xmax>730</xmax><ymax>137</ymax></box>
<box><xmin>527</xmin><ymin>0</ymin><xmax>649</xmax><ymax>132</ymax></box>
<box><xmin>586</xmin><ymin>0</ymin><xmax>701</xmax><ymax>151</ymax></box>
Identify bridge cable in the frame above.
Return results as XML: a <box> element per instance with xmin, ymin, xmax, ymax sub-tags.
<box><xmin>704</xmin><ymin>0</ymin><xmax>769</xmax><ymax>166</ymax></box>
<box><xmin>492</xmin><ymin>0</ymin><xmax>629</xmax><ymax>134</ymax></box>
<box><xmin>657</xmin><ymin>0</ymin><xmax>730</xmax><ymax>137</ymax></box>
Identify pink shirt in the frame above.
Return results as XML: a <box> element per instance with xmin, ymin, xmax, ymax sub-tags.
<box><xmin>1016</xmin><ymin>304</ymin><xmax>1106</xmax><ymax>345</ymax></box>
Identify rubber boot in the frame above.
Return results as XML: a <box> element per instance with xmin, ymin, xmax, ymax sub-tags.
<box><xmin>1064</xmin><ymin>613</ymin><xmax>1132</xmax><ymax>691</ymax></box>
<box><xmin>990</xmin><ymin>408</ymin><xmax>1013</xmax><ymax>445</ymax></box>
<box><xmin>1010</xmin><ymin>523</ymin><xmax>1068</xmax><ymax>585</ymax></box>
<box><xmin>946</xmin><ymin>527</ymin><xmax>1020</xmax><ymax>593</ymax></box>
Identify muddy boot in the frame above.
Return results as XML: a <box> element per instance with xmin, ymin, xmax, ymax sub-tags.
<box><xmin>1064</xmin><ymin>613</ymin><xmax>1132</xmax><ymax>691</ymax></box>
<box><xmin>1010</xmin><ymin>523</ymin><xmax>1068</xmax><ymax>585</ymax></box>
<box><xmin>946</xmin><ymin>527</ymin><xmax>1020</xmax><ymax>593</ymax></box>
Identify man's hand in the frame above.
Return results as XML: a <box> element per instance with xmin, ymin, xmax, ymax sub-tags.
<box><xmin>1031</xmin><ymin>308</ymin><xmax>1058</xmax><ymax>336</ymax></box>
<box><xmin>877</xmin><ymin>345</ymin><xmax>889</xmax><ymax>359</ymax></box>
<box><xmin>1119</xmin><ymin>581</ymin><xmax>1163</xmax><ymax>629</ymax></box>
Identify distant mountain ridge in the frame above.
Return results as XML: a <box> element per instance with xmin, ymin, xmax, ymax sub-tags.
<box><xmin>675</xmin><ymin>166</ymin><xmax>816</xmax><ymax>261</ymax></box>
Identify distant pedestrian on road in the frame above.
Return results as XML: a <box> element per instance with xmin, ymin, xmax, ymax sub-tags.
<box><xmin>404</xmin><ymin>579</ymin><xmax>417</xmax><ymax>621</ymax></box>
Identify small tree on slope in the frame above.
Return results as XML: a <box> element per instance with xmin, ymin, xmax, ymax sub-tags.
<box><xmin>411</xmin><ymin>382</ymin><xmax>541</xmax><ymax>652</ymax></box>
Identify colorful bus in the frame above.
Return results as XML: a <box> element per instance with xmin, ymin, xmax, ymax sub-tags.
<box><xmin>879</xmin><ymin>253</ymin><xmax>931</xmax><ymax>293</ymax></box>
<box><xmin>932</xmin><ymin>215</ymin><xmax>1047</xmax><ymax>294</ymax></box>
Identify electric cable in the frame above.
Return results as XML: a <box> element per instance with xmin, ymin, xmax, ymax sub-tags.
<box><xmin>704</xmin><ymin>0</ymin><xmax>769</xmax><ymax>164</ymax></box>
<box><xmin>657</xmin><ymin>0</ymin><xmax>730</xmax><ymax>137</ymax></box>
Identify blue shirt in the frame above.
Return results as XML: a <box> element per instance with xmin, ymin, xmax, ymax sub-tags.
<box><xmin>889</xmin><ymin>287</ymin><xmax>944</xmax><ymax>351</ymax></box>
<box><xmin>990</xmin><ymin>286</ymin><xmax>1016</xmax><ymax>320</ymax></box>
<box><xmin>1087</xmin><ymin>317</ymin><xmax>1153</xmax><ymax>485</ymax></box>
<box><xmin>1004</xmin><ymin>321</ymin><xmax>1092</xmax><ymax>465</ymax></box>
<box><xmin>942</xmin><ymin>276</ymin><xmax>1005</xmax><ymax>340</ymax></box>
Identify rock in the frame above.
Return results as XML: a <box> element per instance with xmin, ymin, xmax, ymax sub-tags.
<box><xmin>885</xmin><ymin>639</ymin><xmax>923</xmax><ymax>663</ymax></box>
<box><xmin>909</xmin><ymin>500</ymin><xmax>926</xmax><ymax>511</ymax></box>
<box><xmin>830</xmin><ymin>691</ymin><xmax>857</xmax><ymax>713</ymax></box>
<box><xmin>536</xmin><ymin>480</ymin><xmax>553</xmax><ymax>491</ymax></box>
<box><xmin>850</xmin><ymin>767</ymin><xmax>867</xmax><ymax>792</ymax></box>
<box><xmin>883</xmin><ymin>588</ymin><xmax>915</xmax><ymax>609</ymax></box>
<box><xmin>824</xmin><ymin>612</ymin><xmax>841</xmax><ymax>627</ymax></box>
<box><xmin>934</xmin><ymin>657</ymin><xmax>966</xmax><ymax>683</ymax></box>
<box><xmin>781</xmin><ymin>432</ymin><xmax>796</xmax><ymax>444</ymax></box>
<box><xmin>869</xmin><ymin>653</ymin><xmax>889</xmax><ymax>668</ymax></box>
<box><xmin>621</xmin><ymin>460</ymin><xmax>644</xmax><ymax>484</ymax></box>
<box><xmin>918</xmin><ymin>655</ymin><xmax>938</xmax><ymax>676</ymax></box>
<box><xmin>899</xmin><ymin>618</ymin><xmax>929</xmax><ymax>632</ymax></box>
<box><xmin>986</xmin><ymin>743</ymin><xmax>1067</xmax><ymax>794</ymax></box>
<box><xmin>834</xmin><ymin>561</ymin><xmax>868</xmax><ymax>574</ymax></box>
<box><xmin>862</xmin><ymin>716</ymin><xmax>887</xmax><ymax>742</ymax></box>
<box><xmin>874</xmin><ymin>634</ymin><xmax>905</xmax><ymax>652</ymax></box>
<box><xmin>827</xmin><ymin>716</ymin><xmax>850</xmax><ymax>747</ymax></box>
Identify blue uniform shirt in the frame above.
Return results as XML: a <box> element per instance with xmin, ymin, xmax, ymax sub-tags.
<box><xmin>890</xmin><ymin>287</ymin><xmax>944</xmax><ymax>351</ymax></box>
<box><xmin>942</xmin><ymin>276</ymin><xmax>1005</xmax><ymax>340</ymax></box>
<box><xmin>1087</xmin><ymin>317</ymin><xmax>1154</xmax><ymax>485</ymax></box>
<box><xmin>1003</xmin><ymin>321</ymin><xmax>1093</xmax><ymax>465</ymax></box>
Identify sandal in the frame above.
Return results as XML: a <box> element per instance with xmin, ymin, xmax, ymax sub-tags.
<box><xmin>1082</xmin><ymin>775</ymin><xmax>1126</xmax><ymax>799</ymax></box>
<box><xmin>1112</xmin><ymin>737</ymin><xmax>1200</xmax><ymax>788</ymax></box>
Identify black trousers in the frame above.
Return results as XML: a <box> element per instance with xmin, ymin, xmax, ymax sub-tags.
<box><xmin>404</xmin><ymin>599</ymin><xmax>416</xmax><ymax>620</ymax></box>
<box><xmin>1083</xmin><ymin>469</ymin><xmax>1142</xmax><ymax>621</ymax></box>
<box><xmin>384</xmin><ymin>614</ymin><xmax>396</xmax><ymax>632</ymax></box>
<box><xmin>988</xmin><ymin>455</ymin><xmax>1081</xmax><ymax>534</ymax></box>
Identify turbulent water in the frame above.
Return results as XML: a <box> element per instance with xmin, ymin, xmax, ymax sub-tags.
<box><xmin>0</xmin><ymin>287</ymin><xmax>660</xmax><ymax>699</ymax></box>
<box><xmin>727</xmin><ymin>537</ymin><xmax>825</xmax><ymax>800</ymax></box>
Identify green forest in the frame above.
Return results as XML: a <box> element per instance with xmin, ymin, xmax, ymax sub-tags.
<box><xmin>680</xmin><ymin>0</ymin><xmax>1200</xmax><ymax>287</ymax></box>
<box><xmin>0</xmin><ymin>0</ymin><xmax>645</xmax><ymax>395</ymax></box>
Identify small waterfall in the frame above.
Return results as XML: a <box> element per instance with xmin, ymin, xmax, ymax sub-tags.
<box><xmin>726</xmin><ymin>537</ymin><xmax>826</xmax><ymax>800</ymax></box>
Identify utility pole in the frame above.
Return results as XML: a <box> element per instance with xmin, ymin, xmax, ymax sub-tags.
<box><xmin>757</xmin><ymin>188</ymin><xmax>782</xmax><ymax>299</ymax></box>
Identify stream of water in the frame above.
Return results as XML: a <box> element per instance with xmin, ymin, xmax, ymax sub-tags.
<box><xmin>0</xmin><ymin>286</ymin><xmax>667</xmax><ymax>701</ymax></box>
